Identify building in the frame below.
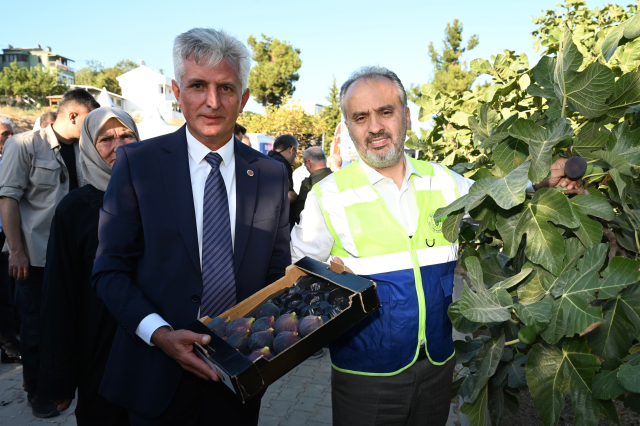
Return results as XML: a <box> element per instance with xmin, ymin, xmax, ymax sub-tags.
<box><xmin>298</xmin><ymin>102</ymin><xmax>325</xmax><ymax>115</ymax></box>
<box><xmin>1</xmin><ymin>45</ymin><xmax>75</xmax><ymax>83</ymax></box>
<box><xmin>116</xmin><ymin>65</ymin><xmax>184</xmax><ymax>121</ymax></box>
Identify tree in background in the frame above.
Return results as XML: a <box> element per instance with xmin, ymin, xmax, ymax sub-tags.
<box><xmin>237</xmin><ymin>96</ymin><xmax>321</xmax><ymax>140</ymax></box>
<box><xmin>409</xmin><ymin>20</ymin><xmax>479</xmax><ymax>102</ymax></box>
<box><xmin>248</xmin><ymin>34</ymin><xmax>302</xmax><ymax>107</ymax></box>
<box><xmin>319</xmin><ymin>77</ymin><xmax>341</xmax><ymax>155</ymax></box>
<box><xmin>75</xmin><ymin>59</ymin><xmax>138</xmax><ymax>95</ymax></box>
<box><xmin>0</xmin><ymin>62</ymin><xmax>67</xmax><ymax>100</ymax></box>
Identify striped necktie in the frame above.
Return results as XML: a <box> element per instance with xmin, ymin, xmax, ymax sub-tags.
<box><xmin>200</xmin><ymin>152</ymin><xmax>236</xmax><ymax>318</ymax></box>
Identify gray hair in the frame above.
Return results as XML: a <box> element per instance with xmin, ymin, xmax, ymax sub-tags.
<box><xmin>173</xmin><ymin>28</ymin><xmax>251</xmax><ymax>93</ymax></box>
<box><xmin>0</xmin><ymin>118</ymin><xmax>13</xmax><ymax>127</ymax></box>
<box><xmin>339</xmin><ymin>66</ymin><xmax>407</xmax><ymax>117</ymax></box>
<box><xmin>303</xmin><ymin>147</ymin><xmax>326</xmax><ymax>164</ymax></box>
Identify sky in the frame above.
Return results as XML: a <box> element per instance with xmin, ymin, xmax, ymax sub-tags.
<box><xmin>2</xmin><ymin>0</ymin><xmax>615</xmax><ymax>130</ymax></box>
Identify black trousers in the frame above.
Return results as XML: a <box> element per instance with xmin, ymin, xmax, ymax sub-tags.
<box><xmin>0</xmin><ymin>233</ymin><xmax>18</xmax><ymax>345</ymax></box>
<box><xmin>15</xmin><ymin>266</ymin><xmax>44</xmax><ymax>393</ymax></box>
<box><xmin>332</xmin><ymin>350</ymin><xmax>456</xmax><ymax>426</ymax></box>
<box><xmin>128</xmin><ymin>371</ymin><xmax>263</xmax><ymax>426</ymax></box>
<box><xmin>75</xmin><ymin>364</ymin><xmax>130</xmax><ymax>426</ymax></box>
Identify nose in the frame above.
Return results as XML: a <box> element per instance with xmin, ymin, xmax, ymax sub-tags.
<box><xmin>206</xmin><ymin>86</ymin><xmax>221</xmax><ymax>110</ymax></box>
<box><xmin>367</xmin><ymin>114</ymin><xmax>384</xmax><ymax>136</ymax></box>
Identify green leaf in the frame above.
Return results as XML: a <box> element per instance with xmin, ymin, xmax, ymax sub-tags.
<box><xmin>589</xmin><ymin>297</ymin><xmax>633</xmax><ymax>370</ymax></box>
<box><xmin>481</xmin><ymin>255</ymin><xmax>513</xmax><ymax>287</ymax></box>
<box><xmin>460</xmin><ymin>279</ymin><xmax>512</xmax><ymax>323</ymax></box>
<box><xmin>460</xmin><ymin>384</ymin><xmax>489</xmax><ymax>426</ymax></box>
<box><xmin>570</xmin><ymin>194</ymin><xmax>615</xmax><ymax>221</ymax></box>
<box><xmin>466</xmin><ymin>178</ymin><xmax>496</xmax><ymax>212</ymax></box>
<box><xmin>493</xmin><ymin>138</ymin><xmax>530</xmax><ymax>174</ymax></box>
<box><xmin>591</xmin><ymin>150</ymin><xmax>638</xmax><ymax>178</ymax></box>
<box><xmin>619</xmin><ymin>284</ymin><xmax>640</xmax><ymax>340</ymax></box>
<box><xmin>592</xmin><ymin>369</ymin><xmax>626</xmax><ymax>399</ymax></box>
<box><xmin>433</xmin><ymin>193</ymin><xmax>467</xmax><ymax>221</ymax></box>
<box><xmin>547</xmin><ymin>238</ymin><xmax>588</xmax><ymax>297</ymax></box>
<box><xmin>442</xmin><ymin>211</ymin><xmax>463</xmax><ymax>243</ymax></box>
<box><xmin>516</xmin><ymin>295</ymin><xmax>552</xmax><ymax>334</ymax></box>
<box><xmin>571</xmin><ymin>210</ymin><xmax>603</xmax><ymax>248</ymax></box>
<box><xmin>602</xmin><ymin>13</ymin><xmax>640</xmax><ymax>61</ymax></box>
<box><xmin>528</xmin><ymin>56</ymin><xmax>556</xmax><ymax>100</ymax></box>
<box><xmin>496</xmin><ymin>205</ymin><xmax>525</xmax><ymax>258</ymax></box>
<box><xmin>491</xmin><ymin>268</ymin><xmax>533</xmax><ymax>292</ymax></box>
<box><xmin>599</xmin><ymin>256</ymin><xmax>640</xmax><ymax>299</ymax></box>
<box><xmin>467</xmin><ymin>332</ymin><xmax>505</xmax><ymax>403</ymax></box>
<box><xmin>454</xmin><ymin>338</ymin><xmax>484</xmax><ymax>364</ymax></box>
<box><xmin>618</xmin><ymin>363</ymin><xmax>640</xmax><ymax>393</ymax></box>
<box><xmin>526</xmin><ymin>338</ymin><xmax>604</xmax><ymax>426</ymax></box>
<box><xmin>449</xmin><ymin>301</ymin><xmax>483</xmax><ymax>334</ymax></box>
<box><xmin>485</xmin><ymin>160</ymin><xmax>531</xmax><ymax>210</ymax></box>
<box><xmin>608</xmin><ymin>121</ymin><xmax>640</xmax><ymax>167</ymax></box>
<box><xmin>493</xmin><ymin>353</ymin><xmax>528</xmax><ymax>389</ymax></box>
<box><xmin>606</xmin><ymin>71</ymin><xmax>640</xmax><ymax>120</ymax></box>
<box><xmin>508</xmin><ymin>118</ymin><xmax>573</xmax><ymax>183</ymax></box>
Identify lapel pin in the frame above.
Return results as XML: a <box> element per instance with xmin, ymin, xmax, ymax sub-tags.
<box><xmin>247</xmin><ymin>170</ymin><xmax>254</xmax><ymax>176</ymax></box>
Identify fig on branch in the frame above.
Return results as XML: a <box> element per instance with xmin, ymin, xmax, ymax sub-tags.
<box><xmin>248</xmin><ymin>328</ymin><xmax>275</xmax><ymax>352</ymax></box>
<box><xmin>225</xmin><ymin>318</ymin><xmax>254</xmax><ymax>337</ymax></box>
<box><xmin>256</xmin><ymin>303</ymin><xmax>280</xmax><ymax>320</ymax></box>
<box><xmin>252</xmin><ymin>316</ymin><xmax>275</xmax><ymax>333</ymax></box>
<box><xmin>207</xmin><ymin>316</ymin><xmax>230</xmax><ymax>338</ymax></box>
<box><xmin>300</xmin><ymin>315</ymin><xmax>324</xmax><ymax>337</ymax></box>
<box><xmin>274</xmin><ymin>312</ymin><xmax>299</xmax><ymax>335</ymax></box>
<box><xmin>248</xmin><ymin>347</ymin><xmax>273</xmax><ymax>362</ymax></box>
<box><xmin>518</xmin><ymin>326</ymin><xmax>538</xmax><ymax>345</ymax></box>
<box><xmin>274</xmin><ymin>331</ymin><xmax>300</xmax><ymax>354</ymax></box>
<box><xmin>564</xmin><ymin>156</ymin><xmax>588</xmax><ymax>179</ymax></box>
<box><xmin>227</xmin><ymin>332</ymin><xmax>250</xmax><ymax>354</ymax></box>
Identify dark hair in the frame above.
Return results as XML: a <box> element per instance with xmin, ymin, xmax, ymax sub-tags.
<box><xmin>273</xmin><ymin>134</ymin><xmax>298</xmax><ymax>151</ymax></box>
<box><xmin>234</xmin><ymin>123</ymin><xmax>247</xmax><ymax>137</ymax></box>
<box><xmin>58</xmin><ymin>88</ymin><xmax>100</xmax><ymax>113</ymax></box>
<box><xmin>39</xmin><ymin>111</ymin><xmax>57</xmax><ymax>124</ymax></box>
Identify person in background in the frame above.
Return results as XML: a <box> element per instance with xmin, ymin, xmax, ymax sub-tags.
<box><xmin>291</xmin><ymin>66</ymin><xmax>578</xmax><ymax>426</ymax></box>
<box><xmin>0</xmin><ymin>88</ymin><xmax>99</xmax><ymax>418</ymax></box>
<box><xmin>268</xmin><ymin>134</ymin><xmax>298</xmax><ymax>206</ymax></box>
<box><xmin>242</xmin><ymin>135</ymin><xmax>251</xmax><ymax>146</ymax></box>
<box><xmin>38</xmin><ymin>108</ymin><xmax>137</xmax><ymax>425</ymax></box>
<box><xmin>234</xmin><ymin>122</ymin><xmax>247</xmax><ymax>142</ymax></box>
<box><xmin>290</xmin><ymin>147</ymin><xmax>331</xmax><ymax>226</ymax></box>
<box><xmin>0</xmin><ymin>117</ymin><xmax>19</xmax><ymax>363</ymax></box>
<box><xmin>327</xmin><ymin>153</ymin><xmax>342</xmax><ymax>171</ymax></box>
<box><xmin>39</xmin><ymin>112</ymin><xmax>57</xmax><ymax>129</ymax></box>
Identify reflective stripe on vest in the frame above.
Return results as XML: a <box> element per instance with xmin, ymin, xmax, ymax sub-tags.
<box><xmin>313</xmin><ymin>158</ymin><xmax>460</xmax><ymax>375</ymax></box>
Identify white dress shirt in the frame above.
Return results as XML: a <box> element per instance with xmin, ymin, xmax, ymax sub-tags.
<box><xmin>291</xmin><ymin>154</ymin><xmax>528</xmax><ymax>262</ymax></box>
<box><xmin>136</xmin><ymin>128</ymin><xmax>237</xmax><ymax>345</ymax></box>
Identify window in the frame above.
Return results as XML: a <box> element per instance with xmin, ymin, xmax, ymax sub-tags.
<box><xmin>3</xmin><ymin>54</ymin><xmax>28</xmax><ymax>63</ymax></box>
<box><xmin>159</xmin><ymin>85</ymin><xmax>164</xmax><ymax>94</ymax></box>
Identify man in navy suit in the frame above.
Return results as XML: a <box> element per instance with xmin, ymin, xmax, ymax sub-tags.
<box><xmin>92</xmin><ymin>28</ymin><xmax>291</xmax><ymax>425</ymax></box>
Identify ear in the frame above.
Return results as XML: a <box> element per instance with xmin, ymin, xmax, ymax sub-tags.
<box><xmin>239</xmin><ymin>88</ymin><xmax>250</xmax><ymax>113</ymax></box>
<box><xmin>69</xmin><ymin>111</ymin><xmax>79</xmax><ymax>125</ymax></box>
<box><xmin>405</xmin><ymin>107</ymin><xmax>411</xmax><ymax>131</ymax></box>
<box><xmin>172</xmin><ymin>80</ymin><xmax>181</xmax><ymax>106</ymax></box>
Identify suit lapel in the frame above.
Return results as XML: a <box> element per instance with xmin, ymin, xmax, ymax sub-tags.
<box><xmin>160</xmin><ymin>126</ymin><xmax>201</xmax><ymax>273</ymax></box>
<box><xmin>234</xmin><ymin>138</ymin><xmax>258</xmax><ymax>273</ymax></box>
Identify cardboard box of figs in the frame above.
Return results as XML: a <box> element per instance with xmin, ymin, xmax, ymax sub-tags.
<box><xmin>184</xmin><ymin>256</ymin><xmax>381</xmax><ymax>403</ymax></box>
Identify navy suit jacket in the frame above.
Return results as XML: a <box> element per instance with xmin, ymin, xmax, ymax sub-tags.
<box><xmin>91</xmin><ymin>126</ymin><xmax>291</xmax><ymax>417</ymax></box>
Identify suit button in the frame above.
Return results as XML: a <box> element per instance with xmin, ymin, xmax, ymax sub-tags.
<box><xmin>191</xmin><ymin>295</ymin><xmax>201</xmax><ymax>302</ymax></box>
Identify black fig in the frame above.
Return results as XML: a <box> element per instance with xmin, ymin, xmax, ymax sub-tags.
<box><xmin>227</xmin><ymin>332</ymin><xmax>250</xmax><ymax>355</ymax></box>
<box><xmin>273</xmin><ymin>331</ymin><xmax>300</xmax><ymax>354</ymax></box>
<box><xmin>248</xmin><ymin>328</ymin><xmax>275</xmax><ymax>352</ymax></box>
<box><xmin>206</xmin><ymin>316</ymin><xmax>230</xmax><ymax>338</ymax></box>
<box><xmin>225</xmin><ymin>318</ymin><xmax>254</xmax><ymax>337</ymax></box>
<box><xmin>252</xmin><ymin>316</ymin><xmax>275</xmax><ymax>333</ymax></box>
<box><xmin>564</xmin><ymin>156</ymin><xmax>588</xmax><ymax>179</ymax></box>
<box><xmin>300</xmin><ymin>316</ymin><xmax>323</xmax><ymax>337</ymax></box>
<box><xmin>274</xmin><ymin>312</ymin><xmax>300</xmax><ymax>335</ymax></box>
<box><xmin>248</xmin><ymin>347</ymin><xmax>273</xmax><ymax>362</ymax></box>
<box><xmin>256</xmin><ymin>303</ymin><xmax>280</xmax><ymax>320</ymax></box>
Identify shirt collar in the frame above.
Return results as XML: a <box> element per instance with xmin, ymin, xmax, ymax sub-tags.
<box><xmin>186</xmin><ymin>126</ymin><xmax>234</xmax><ymax>167</ymax></box>
<box><xmin>357</xmin><ymin>154</ymin><xmax>421</xmax><ymax>186</ymax></box>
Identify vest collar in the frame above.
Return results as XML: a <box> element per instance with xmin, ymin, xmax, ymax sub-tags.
<box><xmin>357</xmin><ymin>154</ymin><xmax>421</xmax><ymax>187</ymax></box>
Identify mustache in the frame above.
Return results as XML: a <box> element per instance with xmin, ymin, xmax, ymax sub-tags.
<box><xmin>365</xmin><ymin>131</ymin><xmax>393</xmax><ymax>144</ymax></box>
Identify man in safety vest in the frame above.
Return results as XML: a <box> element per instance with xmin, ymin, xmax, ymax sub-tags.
<box><xmin>290</xmin><ymin>66</ymin><xmax>581</xmax><ymax>426</ymax></box>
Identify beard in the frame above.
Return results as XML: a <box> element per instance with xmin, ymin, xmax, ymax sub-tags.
<box><xmin>352</xmin><ymin>119</ymin><xmax>407</xmax><ymax>169</ymax></box>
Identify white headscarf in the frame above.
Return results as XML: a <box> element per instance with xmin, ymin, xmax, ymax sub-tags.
<box><xmin>79</xmin><ymin>107</ymin><xmax>139</xmax><ymax>192</ymax></box>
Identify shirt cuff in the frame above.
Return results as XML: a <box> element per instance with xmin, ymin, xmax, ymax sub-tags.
<box><xmin>526</xmin><ymin>180</ymin><xmax>536</xmax><ymax>193</ymax></box>
<box><xmin>136</xmin><ymin>313</ymin><xmax>171</xmax><ymax>346</ymax></box>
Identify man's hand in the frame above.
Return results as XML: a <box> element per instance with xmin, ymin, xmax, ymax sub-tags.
<box><xmin>52</xmin><ymin>399</ymin><xmax>73</xmax><ymax>412</ymax></box>
<box><xmin>535</xmin><ymin>158</ymin><xmax>582</xmax><ymax>190</ymax></box>
<box><xmin>8</xmin><ymin>250</ymin><xmax>29</xmax><ymax>280</ymax></box>
<box><xmin>151</xmin><ymin>326</ymin><xmax>219</xmax><ymax>381</ymax></box>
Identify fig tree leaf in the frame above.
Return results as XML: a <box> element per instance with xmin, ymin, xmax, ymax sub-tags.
<box><xmin>508</xmin><ymin>118</ymin><xmax>573</xmax><ymax>183</ymax></box>
<box><xmin>493</xmin><ymin>353</ymin><xmax>528</xmax><ymax>390</ymax></box>
<box><xmin>481</xmin><ymin>255</ymin><xmax>514</xmax><ymax>287</ymax></box>
<box><xmin>454</xmin><ymin>338</ymin><xmax>484</xmax><ymax>364</ymax></box>
<box><xmin>570</xmin><ymin>194</ymin><xmax>615</xmax><ymax>221</ymax></box>
<box><xmin>593</xmin><ymin>369</ymin><xmax>626</xmax><ymax>399</ymax></box>
<box><xmin>491</xmin><ymin>268</ymin><xmax>533</xmax><ymax>292</ymax></box>
<box><xmin>602</xmin><ymin>13</ymin><xmax>640</xmax><ymax>61</ymax></box>
<box><xmin>607</xmin><ymin>71</ymin><xmax>640</xmax><ymax>119</ymax></box>
<box><xmin>527</xmin><ymin>57</ymin><xmax>556</xmax><ymax>100</ymax></box>
<box><xmin>465</xmin><ymin>177</ymin><xmax>496</xmax><ymax>212</ymax></box>
<box><xmin>460</xmin><ymin>282</ymin><xmax>512</xmax><ymax>323</ymax></box>
<box><xmin>441</xmin><ymin>210</ymin><xmax>463</xmax><ymax>243</ymax></box>
<box><xmin>486</xmin><ymin>161</ymin><xmax>531</xmax><ymax>210</ymax></box>
<box><xmin>467</xmin><ymin>332</ymin><xmax>505</xmax><ymax>403</ymax></box>
<box><xmin>496</xmin><ymin>204</ymin><xmax>526</xmax><ymax>258</ymax></box>
<box><xmin>526</xmin><ymin>338</ymin><xmax>604</xmax><ymax>426</ymax></box>
<box><xmin>571</xmin><ymin>210</ymin><xmax>603</xmax><ymax>248</ymax></box>
<box><xmin>619</xmin><ymin>284</ymin><xmax>640</xmax><ymax>340</ymax></box>
<box><xmin>588</xmin><ymin>297</ymin><xmax>633</xmax><ymax>371</ymax></box>
<box><xmin>433</xmin><ymin>193</ymin><xmax>468</xmax><ymax>221</ymax></box>
<box><xmin>449</xmin><ymin>301</ymin><xmax>483</xmax><ymax>334</ymax></box>
<box><xmin>517</xmin><ymin>262</ymin><xmax>553</xmax><ymax>304</ymax></box>
<box><xmin>493</xmin><ymin>138</ymin><xmax>530</xmax><ymax>174</ymax></box>
<box><xmin>591</xmin><ymin>150</ymin><xmax>638</xmax><ymax>178</ymax></box>
<box><xmin>618</xmin><ymin>363</ymin><xmax>640</xmax><ymax>393</ymax></box>
<box><xmin>460</xmin><ymin>384</ymin><xmax>489</xmax><ymax>426</ymax></box>
<box><xmin>516</xmin><ymin>295</ymin><xmax>552</xmax><ymax>334</ymax></box>
<box><xmin>598</xmin><ymin>257</ymin><xmax>640</xmax><ymax>299</ymax></box>
<box><xmin>608</xmin><ymin>121</ymin><xmax>640</xmax><ymax>167</ymax></box>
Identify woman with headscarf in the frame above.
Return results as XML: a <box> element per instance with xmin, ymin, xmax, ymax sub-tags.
<box><xmin>38</xmin><ymin>108</ymin><xmax>139</xmax><ymax>425</ymax></box>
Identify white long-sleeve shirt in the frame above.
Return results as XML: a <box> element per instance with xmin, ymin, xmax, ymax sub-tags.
<box><xmin>135</xmin><ymin>128</ymin><xmax>236</xmax><ymax>345</ymax></box>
